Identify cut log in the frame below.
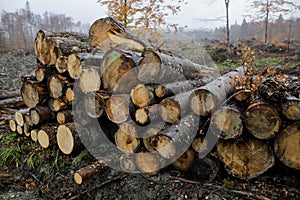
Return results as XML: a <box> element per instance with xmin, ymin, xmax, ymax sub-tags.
<box><xmin>217</xmin><ymin>136</ymin><xmax>275</xmax><ymax>180</ymax></box>
<box><xmin>189</xmin><ymin>66</ymin><xmax>245</xmax><ymax>116</ymax></box>
<box><xmin>0</xmin><ymin>96</ymin><xmax>24</xmax><ymax>108</ymax></box>
<box><xmin>15</xmin><ymin>108</ymin><xmax>30</xmax><ymax>126</ymax></box>
<box><xmin>48</xmin><ymin>74</ymin><xmax>71</xmax><ymax>98</ymax></box>
<box><xmin>138</xmin><ymin>49</ymin><xmax>217</xmax><ymax>84</ymax></box>
<box><xmin>17</xmin><ymin>125</ymin><xmax>23</xmax><ymax>135</ymax></box>
<box><xmin>281</xmin><ymin>96</ymin><xmax>300</xmax><ymax>121</ymax></box>
<box><xmin>30</xmin><ymin>129</ymin><xmax>38</xmax><ymax>142</ymax></box>
<box><xmin>274</xmin><ymin>121</ymin><xmax>300</xmax><ymax>170</ymax></box>
<box><xmin>259</xmin><ymin>77</ymin><xmax>288</xmax><ymax>102</ymax></box>
<box><xmin>135</xmin><ymin>150</ymin><xmax>160</xmax><ymax>175</ymax></box>
<box><xmin>57</xmin><ymin>110</ymin><xmax>73</xmax><ymax>124</ymax></box>
<box><xmin>9</xmin><ymin>119</ymin><xmax>17</xmax><ymax>132</ymax></box>
<box><xmin>38</xmin><ymin>124</ymin><xmax>58</xmax><ymax>148</ymax></box>
<box><xmin>34</xmin><ymin>30</ymin><xmax>52</xmax><ymax>65</ymax></box>
<box><xmin>171</xmin><ymin>149</ymin><xmax>194</xmax><ymax>171</ymax></box>
<box><xmin>21</xmin><ymin>80</ymin><xmax>48</xmax><ymax>108</ymax></box>
<box><xmin>119</xmin><ymin>155</ymin><xmax>136</xmax><ymax>173</ymax></box>
<box><xmin>130</xmin><ymin>84</ymin><xmax>157</xmax><ymax>108</ymax></box>
<box><xmin>29</xmin><ymin>105</ymin><xmax>54</xmax><ymax>125</ymax></box>
<box><xmin>134</xmin><ymin>104</ymin><xmax>160</xmax><ymax>126</ymax></box>
<box><xmin>192</xmin><ymin>137</ymin><xmax>208</xmax><ymax>155</ymax></box>
<box><xmin>89</xmin><ymin>17</ymin><xmax>151</xmax><ymax>52</ymax></box>
<box><xmin>35</xmin><ymin>65</ymin><xmax>55</xmax><ymax>82</ymax></box>
<box><xmin>24</xmin><ymin>114</ymin><xmax>33</xmax><ymax>126</ymax></box>
<box><xmin>245</xmin><ymin>101</ymin><xmax>281</xmax><ymax>139</ymax></box>
<box><xmin>189</xmin><ymin>155</ymin><xmax>220</xmax><ymax>182</ymax></box>
<box><xmin>64</xmin><ymin>87</ymin><xmax>75</xmax><ymax>105</ymax></box>
<box><xmin>101</xmin><ymin>48</ymin><xmax>140</xmax><ymax>93</ymax></box>
<box><xmin>55</xmin><ymin>56</ymin><xmax>68</xmax><ymax>73</ymax></box>
<box><xmin>67</xmin><ymin>54</ymin><xmax>82</xmax><ymax>79</ymax></box>
<box><xmin>79</xmin><ymin>66</ymin><xmax>101</xmax><ymax>94</ymax></box>
<box><xmin>74</xmin><ymin>162</ymin><xmax>108</xmax><ymax>185</ymax></box>
<box><xmin>210</xmin><ymin>105</ymin><xmax>243</xmax><ymax>139</ymax></box>
<box><xmin>0</xmin><ymin>90</ymin><xmax>20</xmax><ymax>100</ymax></box>
<box><xmin>159</xmin><ymin>90</ymin><xmax>194</xmax><ymax>124</ymax></box>
<box><xmin>84</xmin><ymin>91</ymin><xmax>106</xmax><ymax>118</ymax></box>
<box><xmin>57</xmin><ymin>123</ymin><xmax>84</xmax><ymax>155</ymax></box>
<box><xmin>105</xmin><ymin>94</ymin><xmax>131</xmax><ymax>124</ymax></box>
<box><xmin>48</xmin><ymin>98</ymin><xmax>67</xmax><ymax>112</ymax></box>
<box><xmin>115</xmin><ymin>122</ymin><xmax>140</xmax><ymax>153</ymax></box>
<box><xmin>23</xmin><ymin>123</ymin><xmax>31</xmax><ymax>137</ymax></box>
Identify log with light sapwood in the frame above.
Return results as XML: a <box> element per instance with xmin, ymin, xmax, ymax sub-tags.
<box><xmin>105</xmin><ymin>94</ymin><xmax>132</xmax><ymax>124</ymax></box>
<box><xmin>217</xmin><ymin>136</ymin><xmax>275</xmax><ymax>180</ymax></box>
<box><xmin>245</xmin><ymin>101</ymin><xmax>281</xmax><ymax>139</ymax></box>
<box><xmin>89</xmin><ymin>17</ymin><xmax>152</xmax><ymax>52</ymax></box>
<box><xmin>135</xmin><ymin>150</ymin><xmax>160</xmax><ymax>175</ymax></box>
<box><xmin>23</xmin><ymin>123</ymin><xmax>31</xmax><ymax>137</ymax></box>
<box><xmin>0</xmin><ymin>96</ymin><xmax>24</xmax><ymax>108</ymax></box>
<box><xmin>79</xmin><ymin>66</ymin><xmax>101</xmax><ymax>94</ymax></box>
<box><xmin>120</xmin><ymin>155</ymin><xmax>136</xmax><ymax>173</ymax></box>
<box><xmin>48</xmin><ymin>98</ymin><xmax>67</xmax><ymax>112</ymax></box>
<box><xmin>171</xmin><ymin>149</ymin><xmax>194</xmax><ymax>171</ymax></box>
<box><xmin>48</xmin><ymin>74</ymin><xmax>72</xmax><ymax>98</ymax></box>
<box><xmin>101</xmin><ymin>48</ymin><xmax>141</xmax><ymax>93</ymax></box>
<box><xmin>17</xmin><ymin>125</ymin><xmax>23</xmax><ymax>135</ymax></box>
<box><xmin>34</xmin><ymin>30</ymin><xmax>91</xmax><ymax>66</ymax></box>
<box><xmin>159</xmin><ymin>90</ymin><xmax>194</xmax><ymax>124</ymax></box>
<box><xmin>21</xmin><ymin>80</ymin><xmax>48</xmax><ymax>108</ymax></box>
<box><xmin>114</xmin><ymin>121</ymin><xmax>140</xmax><ymax>153</ymax></box>
<box><xmin>63</xmin><ymin>87</ymin><xmax>75</xmax><ymax>105</ymax></box>
<box><xmin>24</xmin><ymin>114</ymin><xmax>33</xmax><ymax>127</ymax></box>
<box><xmin>55</xmin><ymin>56</ymin><xmax>68</xmax><ymax>73</ymax></box>
<box><xmin>67</xmin><ymin>52</ymin><xmax>103</xmax><ymax>80</ymax></box>
<box><xmin>130</xmin><ymin>84</ymin><xmax>158</xmax><ymax>108</ymax></box>
<box><xmin>0</xmin><ymin>90</ymin><xmax>20</xmax><ymax>100</ymax></box>
<box><xmin>143</xmin><ymin>114</ymin><xmax>198</xmax><ymax>159</ymax></box>
<box><xmin>192</xmin><ymin>137</ymin><xmax>209</xmax><ymax>155</ymax></box>
<box><xmin>74</xmin><ymin>162</ymin><xmax>108</xmax><ymax>185</ymax></box>
<box><xmin>35</xmin><ymin>64</ymin><xmax>56</xmax><ymax>83</ymax></box>
<box><xmin>9</xmin><ymin>119</ymin><xmax>17</xmax><ymax>132</ymax></box>
<box><xmin>134</xmin><ymin>104</ymin><xmax>160</xmax><ymax>126</ymax></box>
<box><xmin>15</xmin><ymin>108</ymin><xmax>30</xmax><ymax>126</ymax></box>
<box><xmin>138</xmin><ymin>49</ymin><xmax>217</xmax><ymax>84</ymax></box>
<box><xmin>30</xmin><ymin>129</ymin><xmax>38</xmax><ymax>142</ymax></box>
<box><xmin>154</xmin><ymin>79</ymin><xmax>203</xmax><ymax>99</ymax></box>
<box><xmin>189</xmin><ymin>155</ymin><xmax>220</xmax><ymax>182</ymax></box>
<box><xmin>37</xmin><ymin>124</ymin><xmax>58</xmax><ymax>148</ymax></box>
<box><xmin>29</xmin><ymin>105</ymin><xmax>54</xmax><ymax>125</ymax></box>
<box><xmin>57</xmin><ymin>110</ymin><xmax>73</xmax><ymax>124</ymax></box>
<box><xmin>57</xmin><ymin>123</ymin><xmax>84</xmax><ymax>155</ymax></box>
<box><xmin>281</xmin><ymin>96</ymin><xmax>300</xmax><ymax>121</ymax></box>
<box><xmin>274</xmin><ymin>121</ymin><xmax>300</xmax><ymax>170</ymax></box>
<box><xmin>83</xmin><ymin>91</ymin><xmax>107</xmax><ymax>118</ymax></box>
<box><xmin>189</xmin><ymin>66</ymin><xmax>245</xmax><ymax>116</ymax></box>
<box><xmin>210</xmin><ymin>105</ymin><xmax>243</xmax><ymax>139</ymax></box>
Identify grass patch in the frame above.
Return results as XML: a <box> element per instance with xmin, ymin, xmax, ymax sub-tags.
<box><xmin>255</xmin><ymin>57</ymin><xmax>282</xmax><ymax>67</ymax></box>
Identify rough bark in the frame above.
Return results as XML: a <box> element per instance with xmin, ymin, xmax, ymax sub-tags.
<box><xmin>89</xmin><ymin>17</ymin><xmax>151</xmax><ymax>52</ymax></box>
<box><xmin>217</xmin><ymin>136</ymin><xmax>275</xmax><ymax>180</ymax></box>
<box><xmin>138</xmin><ymin>49</ymin><xmax>217</xmax><ymax>84</ymax></box>
<box><xmin>189</xmin><ymin>66</ymin><xmax>245</xmax><ymax>116</ymax></box>
<box><xmin>245</xmin><ymin>101</ymin><xmax>281</xmax><ymax>139</ymax></box>
<box><xmin>281</xmin><ymin>96</ymin><xmax>300</xmax><ymax>121</ymax></box>
<box><xmin>0</xmin><ymin>90</ymin><xmax>20</xmax><ymax>100</ymax></box>
<box><xmin>0</xmin><ymin>96</ymin><xmax>24</xmax><ymax>108</ymax></box>
<box><xmin>74</xmin><ymin>162</ymin><xmax>108</xmax><ymax>185</ymax></box>
<box><xmin>274</xmin><ymin>121</ymin><xmax>300</xmax><ymax>170</ymax></box>
<box><xmin>29</xmin><ymin>105</ymin><xmax>54</xmax><ymax>125</ymax></box>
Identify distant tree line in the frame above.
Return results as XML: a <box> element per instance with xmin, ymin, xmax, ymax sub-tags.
<box><xmin>185</xmin><ymin>15</ymin><xmax>300</xmax><ymax>44</ymax></box>
<box><xmin>0</xmin><ymin>1</ymin><xmax>90</xmax><ymax>51</ymax></box>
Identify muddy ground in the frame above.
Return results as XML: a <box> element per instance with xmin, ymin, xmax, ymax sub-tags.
<box><xmin>0</xmin><ymin>43</ymin><xmax>300</xmax><ymax>200</ymax></box>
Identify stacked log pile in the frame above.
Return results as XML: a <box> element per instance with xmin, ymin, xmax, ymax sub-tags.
<box><xmin>3</xmin><ymin>17</ymin><xmax>300</xmax><ymax>184</ymax></box>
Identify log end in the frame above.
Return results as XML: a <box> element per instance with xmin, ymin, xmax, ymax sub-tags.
<box><xmin>73</xmin><ymin>172</ymin><xmax>83</xmax><ymax>185</ymax></box>
<box><xmin>189</xmin><ymin>89</ymin><xmax>217</xmax><ymax>116</ymax></box>
<box><xmin>57</xmin><ymin>125</ymin><xmax>75</xmax><ymax>155</ymax></box>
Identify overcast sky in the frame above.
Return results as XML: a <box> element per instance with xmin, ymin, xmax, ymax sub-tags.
<box><xmin>0</xmin><ymin>0</ymin><xmax>299</xmax><ymax>30</ymax></box>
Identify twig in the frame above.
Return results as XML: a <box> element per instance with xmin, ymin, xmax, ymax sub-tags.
<box><xmin>69</xmin><ymin>173</ymin><xmax>129</xmax><ymax>200</ymax></box>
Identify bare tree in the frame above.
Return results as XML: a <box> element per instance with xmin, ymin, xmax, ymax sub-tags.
<box><xmin>225</xmin><ymin>0</ymin><xmax>230</xmax><ymax>45</ymax></box>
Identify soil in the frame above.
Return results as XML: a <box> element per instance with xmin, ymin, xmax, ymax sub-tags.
<box><xmin>0</xmin><ymin>43</ymin><xmax>300</xmax><ymax>200</ymax></box>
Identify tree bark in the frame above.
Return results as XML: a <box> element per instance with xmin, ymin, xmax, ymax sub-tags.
<box><xmin>274</xmin><ymin>121</ymin><xmax>300</xmax><ymax>170</ymax></box>
<box><xmin>0</xmin><ymin>97</ymin><xmax>24</xmax><ymax>108</ymax></box>
<box><xmin>138</xmin><ymin>49</ymin><xmax>216</xmax><ymax>84</ymax></box>
<box><xmin>29</xmin><ymin>105</ymin><xmax>54</xmax><ymax>125</ymax></box>
<box><xmin>89</xmin><ymin>17</ymin><xmax>151</xmax><ymax>52</ymax></box>
<box><xmin>189</xmin><ymin>66</ymin><xmax>245</xmax><ymax>116</ymax></box>
<box><xmin>245</xmin><ymin>101</ymin><xmax>281</xmax><ymax>139</ymax></box>
<box><xmin>217</xmin><ymin>136</ymin><xmax>275</xmax><ymax>180</ymax></box>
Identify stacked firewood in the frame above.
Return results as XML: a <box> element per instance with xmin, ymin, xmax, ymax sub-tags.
<box><xmin>6</xmin><ymin>17</ymin><xmax>300</xmax><ymax>184</ymax></box>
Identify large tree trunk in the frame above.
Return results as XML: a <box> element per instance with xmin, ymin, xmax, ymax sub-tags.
<box><xmin>89</xmin><ymin>17</ymin><xmax>151</xmax><ymax>52</ymax></box>
<box><xmin>138</xmin><ymin>49</ymin><xmax>217</xmax><ymax>84</ymax></box>
<box><xmin>189</xmin><ymin>66</ymin><xmax>245</xmax><ymax>116</ymax></box>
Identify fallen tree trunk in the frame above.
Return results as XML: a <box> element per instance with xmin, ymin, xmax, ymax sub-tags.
<box><xmin>189</xmin><ymin>66</ymin><xmax>245</xmax><ymax>116</ymax></box>
<box><xmin>0</xmin><ymin>90</ymin><xmax>20</xmax><ymax>100</ymax></box>
<box><xmin>245</xmin><ymin>100</ymin><xmax>281</xmax><ymax>139</ymax></box>
<box><xmin>274</xmin><ymin>121</ymin><xmax>300</xmax><ymax>170</ymax></box>
<box><xmin>138</xmin><ymin>49</ymin><xmax>217</xmax><ymax>84</ymax></box>
<box><xmin>89</xmin><ymin>17</ymin><xmax>151</xmax><ymax>52</ymax></box>
<box><xmin>217</xmin><ymin>136</ymin><xmax>275</xmax><ymax>180</ymax></box>
<box><xmin>0</xmin><ymin>96</ymin><xmax>23</xmax><ymax>108</ymax></box>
